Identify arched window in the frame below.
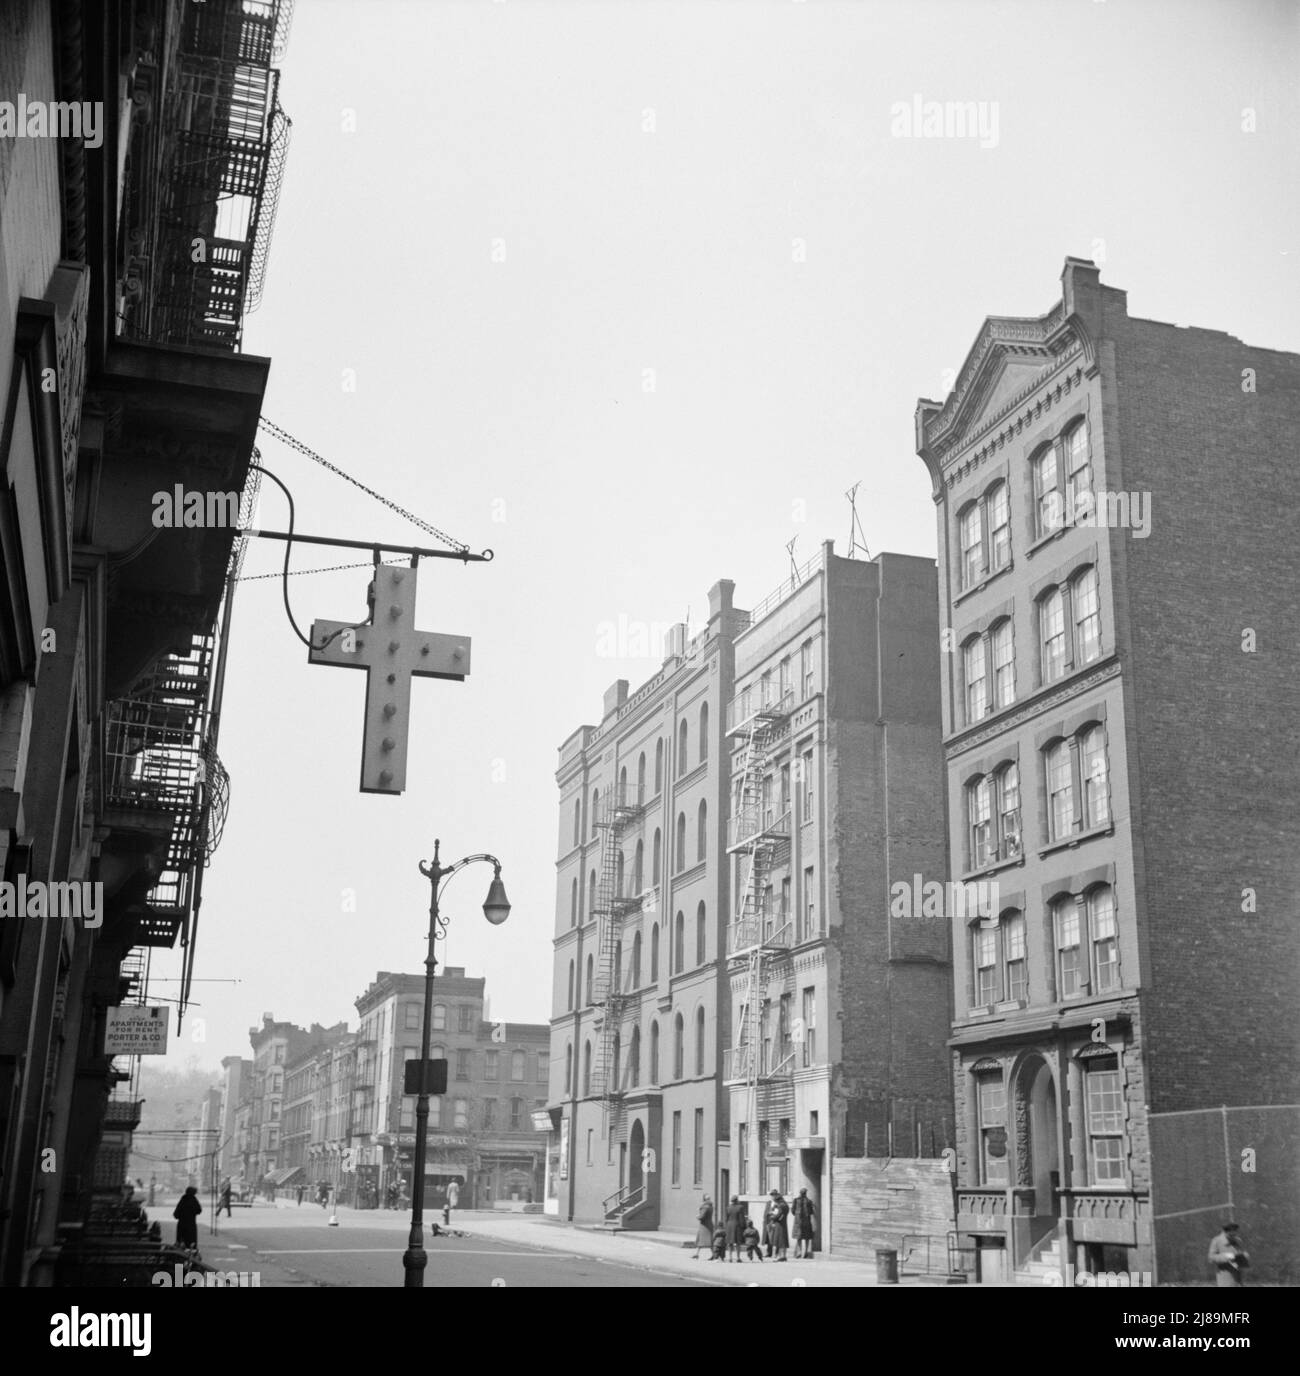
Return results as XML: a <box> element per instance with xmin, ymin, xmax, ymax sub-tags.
<box><xmin>564</xmin><ymin>1043</ymin><xmax>573</xmax><ymax>1094</ymax></box>
<box><xmin>612</xmin><ymin>1031</ymin><xmax>621</xmax><ymax>1089</ymax></box>
<box><xmin>959</xmin><ymin>501</ymin><xmax>982</xmax><ymax>587</ymax></box>
<box><xmin>616</xmin><ymin>848</ymin><xmax>625</xmax><ymax>897</ymax></box>
<box><xmin>567</xmin><ymin>960</ymin><xmax>575</xmax><ymax>1010</ymax></box>
<box><xmin>678</xmin><ymin>719</ymin><xmax>688</xmax><ymax>776</ymax></box>
<box><xmin>1045</xmin><ymin>738</ymin><xmax>1074</xmax><ymax>842</ymax></box>
<box><xmin>699</xmin><ymin>702</ymin><xmax>709</xmax><ymax>761</ymax></box>
<box><xmin>432</xmin><ymin>1004</ymin><xmax>447</xmax><ymax>1031</ymax></box>
<box><xmin>614</xmin><ymin>939</ymin><xmax>622</xmax><ymax>993</ymax></box>
<box><xmin>650</xmin><ymin>923</ymin><xmax>660</xmax><ymax>981</ymax></box>
<box><xmin>652</xmin><ymin>828</ymin><xmax>662</xmax><ymax>884</ymax></box>
<box><xmin>631</xmin><ymin>930</ymin><xmax>642</xmax><ymax>988</ymax></box>
<box><xmin>1033</xmin><ymin>445</ymin><xmax>1062</xmax><ymax>537</ymax></box>
<box><xmin>589</xmin><ymin>870</ymin><xmax>597</xmax><ymax>920</ymax></box>
<box><xmin>988</xmin><ymin>481</ymin><xmax>1010</xmax><ymax>570</ymax></box>
<box><xmin>675</xmin><ymin>813</ymin><xmax>686</xmax><ymax>873</ymax></box>
<box><xmin>963</xmin><ymin>635</ymin><xmax>987</xmax><ymax>723</ymax></box>
<box><xmin>1065</xmin><ymin>420</ymin><xmax>1092</xmax><ymax>514</ymax></box>
<box><xmin>696</xmin><ymin>901</ymin><xmax>707</xmax><ymax>965</ymax></box>
<box><xmin>1089</xmin><ymin>884</ymin><xmax>1118</xmax><ymax>993</ymax></box>
<box><xmin>998</xmin><ymin>762</ymin><xmax>1022</xmax><ymax>858</ymax></box>
<box><xmin>582</xmin><ymin>1041</ymin><xmax>592</xmax><ymax>1095</ymax></box>
<box><xmin>650</xmin><ymin>1021</ymin><xmax>660</xmax><ymax>1082</ymax></box>
<box><xmin>654</xmin><ymin>738</ymin><xmax>663</xmax><ymax>794</ymax></box>
<box><xmin>629</xmin><ymin>1026</ymin><xmax>641</xmax><ymax>1087</ymax></box>
<box><xmin>511</xmin><ymin>1050</ymin><xmax>526</xmax><ymax>1081</ymax></box>
<box><xmin>1073</xmin><ymin>566</ymin><xmax>1101</xmax><ymax>665</ymax></box>
<box><xmin>1040</xmin><ymin>586</ymin><xmax>1067</xmax><ymax>682</ymax></box>
<box><xmin>570</xmin><ymin>878</ymin><xmax>578</xmax><ymax>928</ymax></box>
<box><xmin>591</xmin><ymin>787</ymin><xmax>599</xmax><ymax>833</ymax></box>
<box><xmin>585</xmin><ymin>955</ymin><xmax>594</xmax><ymax>1006</ymax></box>
<box><xmin>1052</xmin><ymin>896</ymin><xmax>1082</xmax><ymax>998</ymax></box>
<box><xmin>990</xmin><ymin>618</ymin><xmax>1014</xmax><ymax>709</ymax></box>
<box><xmin>637</xmin><ymin>752</ymin><xmax>646</xmax><ymax>804</ymax></box>
<box><xmin>674</xmin><ymin>911</ymin><xmax>685</xmax><ymax>974</ymax></box>
<box><xmin>968</xmin><ymin>775</ymin><xmax>993</xmax><ymax>869</ymax></box>
<box><xmin>673</xmin><ymin>1013</ymin><xmax>684</xmax><ymax>1079</ymax></box>
<box><xmin>1081</xmin><ymin>724</ymin><xmax>1110</xmax><ymax>828</ymax></box>
<box><xmin>573</xmin><ymin>799</ymin><xmax>580</xmax><ymax>846</ymax></box>
<box><xmin>695</xmin><ymin>1006</ymin><xmax>706</xmax><ymax>1075</ymax></box>
<box><xmin>619</xmin><ymin>764</ymin><xmax>628</xmax><ymax>805</ymax></box>
<box><xmin>1003</xmin><ymin>910</ymin><xmax>1027</xmax><ymax>1002</ymax></box>
<box><xmin>697</xmin><ymin>799</ymin><xmax>708</xmax><ymax>863</ymax></box>
<box><xmin>632</xmin><ymin>839</ymin><xmax>644</xmax><ymax>893</ymax></box>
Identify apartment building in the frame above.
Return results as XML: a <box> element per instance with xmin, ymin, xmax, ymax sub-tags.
<box><xmin>916</xmin><ymin>258</ymin><xmax>1300</xmax><ymax>1284</ymax></box>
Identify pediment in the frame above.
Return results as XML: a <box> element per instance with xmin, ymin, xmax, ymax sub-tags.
<box><xmin>974</xmin><ymin>356</ymin><xmax>1053</xmax><ymax>425</ymax></box>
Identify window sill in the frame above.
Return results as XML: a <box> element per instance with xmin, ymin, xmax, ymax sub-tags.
<box><xmin>961</xmin><ymin>852</ymin><xmax>1025</xmax><ymax>883</ymax></box>
<box><xmin>954</xmin><ymin>560</ymin><xmax>1014</xmax><ymax>607</ymax></box>
<box><xmin>1027</xmin><ymin>525</ymin><xmax>1069</xmax><ymax>558</ymax></box>
<box><xmin>1038</xmin><ymin>823</ymin><xmax>1114</xmax><ymax>859</ymax></box>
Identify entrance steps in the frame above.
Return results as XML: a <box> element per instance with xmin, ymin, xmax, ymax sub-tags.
<box><xmin>1014</xmin><ymin>1237</ymin><xmax>1064</xmax><ymax>1286</ymax></box>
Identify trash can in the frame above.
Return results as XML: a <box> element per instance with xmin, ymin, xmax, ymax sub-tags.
<box><xmin>875</xmin><ymin>1247</ymin><xmax>899</xmax><ymax>1284</ymax></box>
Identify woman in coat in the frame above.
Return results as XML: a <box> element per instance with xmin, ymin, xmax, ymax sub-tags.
<box><xmin>693</xmin><ymin>1194</ymin><xmax>715</xmax><ymax>1259</ymax></box>
<box><xmin>765</xmin><ymin>1191</ymin><xmax>790</xmax><ymax>1261</ymax></box>
<box><xmin>723</xmin><ymin>1195</ymin><xmax>746</xmax><ymax>1263</ymax></box>
<box><xmin>173</xmin><ymin>1185</ymin><xmax>202</xmax><ymax>1251</ymax></box>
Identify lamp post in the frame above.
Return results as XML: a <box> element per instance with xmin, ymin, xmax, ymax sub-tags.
<box><xmin>402</xmin><ymin>839</ymin><xmax>510</xmax><ymax>1288</ymax></box>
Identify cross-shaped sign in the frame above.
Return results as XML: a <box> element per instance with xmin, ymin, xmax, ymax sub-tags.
<box><xmin>308</xmin><ymin>563</ymin><xmax>470</xmax><ymax>794</ymax></box>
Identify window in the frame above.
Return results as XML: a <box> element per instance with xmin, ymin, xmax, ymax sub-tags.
<box><xmin>999</xmin><ymin>763</ymin><xmax>1021</xmax><ymax>858</ymax></box>
<box><xmin>694</xmin><ymin>1107</ymin><xmax>704</xmax><ymax>1184</ymax></box>
<box><xmin>456</xmin><ymin>1049</ymin><xmax>471</xmax><ymax>1081</ymax></box>
<box><xmin>695</xmin><ymin>1005</ymin><xmax>706</xmax><ymax>1075</ymax></box>
<box><xmin>612</xmin><ymin>1032</ymin><xmax>621</xmax><ymax>1090</ymax></box>
<box><xmin>567</xmin><ymin>960</ymin><xmax>575</xmax><ymax>1010</ymax></box>
<box><xmin>969</xmin><ymin>775</ymin><xmax>993</xmax><ymax>868</ymax></box>
<box><xmin>573</xmin><ymin>799</ymin><xmax>580</xmax><ymax>846</ymax></box>
<box><xmin>589</xmin><ymin>870</ymin><xmax>597</xmax><ymax>921</ymax></box>
<box><xmin>591</xmin><ymin>788</ymin><xmax>599</xmax><ymax>834</ymax></box>
<box><xmin>1046</xmin><ymin>740</ymin><xmax>1074</xmax><ymax>841</ymax></box>
<box><xmin>1065</xmin><ymin>422</ymin><xmax>1092</xmax><ymax>518</ymax></box>
<box><xmin>699</xmin><ymin>702</ymin><xmax>709</xmax><ymax>762</ymax></box>
<box><xmin>1073</xmin><ymin>567</ymin><xmax>1101</xmax><ymax>666</ymax></box>
<box><xmin>650</xmin><ymin>922</ymin><xmax>659</xmax><ymax>981</ymax></box>
<box><xmin>675</xmin><ymin>813</ymin><xmax>686</xmax><ymax>873</ymax></box>
<box><xmin>538</xmin><ymin>1052</ymin><xmax>547</xmax><ymax>1083</ymax></box>
<box><xmin>1081</xmin><ymin>725</ymin><xmax>1110</xmax><ymax>827</ymax></box>
<box><xmin>1034</xmin><ymin>445</ymin><xmax>1062</xmax><ymax>537</ymax></box>
<box><xmin>779</xmin><ymin>656</ymin><xmax>791</xmax><ymax>701</ymax></box>
<box><xmin>483</xmin><ymin>1098</ymin><xmax>497</xmax><ymax>1129</ymax></box>
<box><xmin>631</xmin><ymin>931</ymin><xmax>642</xmax><ymax>988</ymax></box>
<box><xmin>564</xmin><ymin>1043</ymin><xmax>572</xmax><ymax>1094</ymax></box>
<box><xmin>801</xmin><ymin>987</ymin><xmax>816</xmax><ymax>1067</ymax></box>
<box><xmin>678</xmin><ymin>719</ymin><xmax>689</xmax><ymax>776</ymax></box>
<box><xmin>802</xmin><ymin>750</ymin><xmax>814</xmax><ymax>820</ymax></box>
<box><xmin>654</xmin><ymin>738</ymin><xmax>663</xmax><ymax>794</ymax></box>
<box><xmin>1086</xmin><ymin>1056</ymin><xmax>1125</xmax><ymax>1183</ymax></box>
<box><xmin>1004</xmin><ymin>911</ymin><xmax>1027</xmax><ymax>1002</ymax></box>
<box><xmin>619</xmin><ymin>765</ymin><xmax>628</xmax><ymax>806</ymax></box>
<box><xmin>582</xmin><ymin>1042</ymin><xmax>592</xmax><ymax>1096</ymax></box>
<box><xmin>780</xmin><ymin>875</ymin><xmax>791</xmax><ymax>925</ymax></box>
<box><xmin>988</xmin><ymin>482</ymin><xmax>1010</xmax><ymax>570</ymax></box>
<box><xmin>650</xmin><ymin>1021</ymin><xmax>660</xmax><ymax>1082</ymax></box>
<box><xmin>1054</xmin><ymin>899</ymin><xmax>1083</xmax><ymax>997</ymax></box>
<box><xmin>637</xmin><ymin>751</ymin><xmax>646</xmax><ymax>804</ymax></box>
<box><xmin>404</xmin><ymin>1004</ymin><xmax>421</xmax><ymax>1030</ymax></box>
<box><xmin>1090</xmin><ymin>886</ymin><xmax>1119</xmax><ymax>993</ymax></box>
<box><xmin>1040</xmin><ymin>587</ymin><xmax>1067</xmax><ymax>682</ymax></box>
<box><xmin>570</xmin><ymin>877</ymin><xmax>578</xmax><ymax>928</ymax></box>
<box><xmin>673</xmin><ymin>1013</ymin><xmax>684</xmax><ymax>1079</ymax></box>
<box><xmin>696</xmin><ymin>901</ymin><xmax>707</xmax><ymax>965</ymax></box>
<box><xmin>585</xmin><ymin>955</ymin><xmax>594</xmax><ymax>1006</ymax></box>
<box><xmin>428</xmin><ymin>1098</ymin><xmax>442</xmax><ymax>1129</ymax></box>
<box><xmin>511</xmin><ymin>1050</ymin><xmax>525</xmax><ymax>1081</ymax></box>
<box><xmin>801</xmin><ymin>640</ymin><xmax>814</xmax><ymax>699</ymax></box>
<box><xmin>974</xmin><ymin>926</ymin><xmax>998</xmax><ymax>1006</ymax></box>
<box><xmin>459</xmin><ymin>1005</ymin><xmax>474</xmax><ymax>1033</ymax></box>
<box><xmin>977</xmin><ymin>1075</ymin><xmax>1008</xmax><ymax>1185</ymax></box>
<box><xmin>802</xmin><ymin>867</ymin><xmax>816</xmax><ymax>941</ymax></box>
<box><xmin>671</xmin><ymin>1111</ymin><xmax>682</xmax><ymax>1185</ymax></box>
<box><xmin>453</xmin><ymin>1099</ymin><xmax>469</xmax><ymax>1130</ymax></box>
<box><xmin>959</xmin><ymin>502</ymin><xmax>982</xmax><ymax>586</ymax></box>
<box><xmin>674</xmin><ymin>911</ymin><xmax>685</xmax><ymax>974</ymax></box>
<box><xmin>616</xmin><ymin>848</ymin><xmax>625</xmax><ymax>897</ymax></box>
<box><xmin>632</xmin><ymin>839</ymin><xmax>643</xmax><ymax>893</ymax></box>
<box><xmin>652</xmin><ymin>828</ymin><xmax>662</xmax><ymax>884</ymax></box>
<box><xmin>779</xmin><ymin>762</ymin><xmax>791</xmax><ymax>818</ymax></box>
<box><xmin>991</xmin><ymin>619</ymin><xmax>1014</xmax><ymax>708</ymax></box>
<box><xmin>697</xmin><ymin>800</ymin><xmax>708</xmax><ymax>863</ymax></box>
<box><xmin>510</xmin><ymin>1097</ymin><xmax>524</xmax><ymax>1131</ymax></box>
<box><xmin>629</xmin><ymin>1027</ymin><xmax>641</xmax><ymax>1088</ymax></box>
<box><xmin>431</xmin><ymin>1004</ymin><xmax>447</xmax><ymax>1032</ymax></box>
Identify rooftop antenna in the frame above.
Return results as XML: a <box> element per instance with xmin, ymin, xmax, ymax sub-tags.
<box><xmin>845</xmin><ymin>483</ymin><xmax>871</xmax><ymax>560</ymax></box>
<box><xmin>786</xmin><ymin>536</ymin><xmax>800</xmax><ymax>592</ymax></box>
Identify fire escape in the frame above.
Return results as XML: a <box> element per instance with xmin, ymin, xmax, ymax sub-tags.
<box><xmin>121</xmin><ymin>0</ymin><xmax>293</xmax><ymax>351</ymax></box>
<box><xmin>725</xmin><ymin>680</ymin><xmax>795</xmax><ymax>1192</ymax></box>
<box><xmin>589</xmin><ymin>781</ymin><xmax>644</xmax><ymax>1143</ymax></box>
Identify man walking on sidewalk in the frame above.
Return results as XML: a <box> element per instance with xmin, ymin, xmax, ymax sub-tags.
<box><xmin>216</xmin><ymin>1179</ymin><xmax>233</xmax><ymax>1218</ymax></box>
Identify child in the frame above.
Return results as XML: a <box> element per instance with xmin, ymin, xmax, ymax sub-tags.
<box><xmin>710</xmin><ymin>1226</ymin><xmax>727</xmax><ymax>1261</ymax></box>
<box><xmin>742</xmin><ymin>1220</ymin><xmax>764</xmax><ymax>1261</ymax></box>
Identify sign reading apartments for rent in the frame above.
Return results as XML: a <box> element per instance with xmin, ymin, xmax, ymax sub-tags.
<box><xmin>104</xmin><ymin>1005</ymin><xmax>169</xmax><ymax>1055</ymax></box>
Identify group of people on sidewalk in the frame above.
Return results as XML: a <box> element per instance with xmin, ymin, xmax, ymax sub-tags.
<box><xmin>694</xmin><ymin>1189</ymin><xmax>816</xmax><ymax>1262</ymax></box>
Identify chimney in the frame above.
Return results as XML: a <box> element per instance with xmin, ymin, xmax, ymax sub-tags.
<box><xmin>602</xmin><ymin>679</ymin><xmax>629</xmax><ymax>719</ymax></box>
<box><xmin>708</xmin><ymin>580</ymin><xmax>734</xmax><ymax>622</ymax></box>
<box><xmin>664</xmin><ymin>623</ymin><xmax>687</xmax><ymax>662</ymax></box>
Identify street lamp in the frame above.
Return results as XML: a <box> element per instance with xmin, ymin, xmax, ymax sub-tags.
<box><xmin>402</xmin><ymin>839</ymin><xmax>510</xmax><ymax>1287</ymax></box>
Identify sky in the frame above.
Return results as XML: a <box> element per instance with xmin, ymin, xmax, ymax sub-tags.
<box><xmin>148</xmin><ymin>0</ymin><xmax>1300</xmax><ymax>1074</ymax></box>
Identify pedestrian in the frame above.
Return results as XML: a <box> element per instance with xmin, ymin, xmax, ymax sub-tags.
<box><xmin>790</xmin><ymin>1187</ymin><xmax>815</xmax><ymax>1258</ymax></box>
<box><xmin>765</xmin><ymin>1190</ymin><xmax>790</xmax><ymax>1261</ymax></box>
<box><xmin>710</xmin><ymin>1226</ymin><xmax>727</xmax><ymax>1260</ymax></box>
<box><xmin>296</xmin><ymin>1183</ymin><xmax>305</xmax><ymax>1207</ymax></box>
<box><xmin>1208</xmin><ymin>1221</ymin><xmax>1250</xmax><ymax>1286</ymax></box>
<box><xmin>724</xmin><ymin>1194</ymin><xmax>746</xmax><ymax>1263</ymax></box>
<box><xmin>742</xmin><ymin>1219</ymin><xmax>765</xmax><ymax>1262</ymax></box>
<box><xmin>216</xmin><ymin>1179</ymin><xmax>233</xmax><ymax>1218</ymax></box>
<box><xmin>148</xmin><ymin>1174</ymin><xmax>156</xmax><ymax>1207</ymax></box>
<box><xmin>693</xmin><ymin>1194</ymin><xmax>715</xmax><ymax>1259</ymax></box>
<box><xmin>173</xmin><ymin>1185</ymin><xmax>201</xmax><ymax>1252</ymax></box>
<box><xmin>443</xmin><ymin>1179</ymin><xmax>460</xmax><ymax>1227</ymax></box>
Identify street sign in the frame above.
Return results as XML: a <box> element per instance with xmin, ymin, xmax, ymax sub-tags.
<box><xmin>104</xmin><ymin>1005</ymin><xmax>169</xmax><ymax>1054</ymax></box>
<box><xmin>404</xmin><ymin>1057</ymin><xmax>448</xmax><ymax>1095</ymax></box>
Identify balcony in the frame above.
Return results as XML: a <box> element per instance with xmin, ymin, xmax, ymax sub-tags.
<box><xmin>593</xmin><ymin>782</ymin><xmax>646</xmax><ymax>829</ymax></box>
<box><xmin>723</xmin><ymin>1041</ymin><xmax>795</xmax><ymax>1083</ymax></box>
<box><xmin>727</xmin><ymin>805</ymin><xmax>791</xmax><ymax>853</ymax></box>
<box><xmin>103</xmin><ymin>1099</ymin><xmax>144</xmax><ymax>1130</ymax></box>
<box><xmin>726</xmin><ymin>683</ymin><xmax>796</xmax><ymax>738</ymax></box>
<box><xmin>726</xmin><ymin>917</ymin><xmax>792</xmax><ymax>959</ymax></box>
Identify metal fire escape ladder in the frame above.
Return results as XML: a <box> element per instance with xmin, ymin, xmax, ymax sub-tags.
<box><xmin>590</xmin><ymin>785</ymin><xmax>629</xmax><ymax>1139</ymax></box>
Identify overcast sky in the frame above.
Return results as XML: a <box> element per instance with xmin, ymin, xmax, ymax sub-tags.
<box><xmin>148</xmin><ymin>0</ymin><xmax>1300</xmax><ymax>1073</ymax></box>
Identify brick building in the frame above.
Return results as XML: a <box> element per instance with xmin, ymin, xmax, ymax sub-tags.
<box><xmin>722</xmin><ymin>542</ymin><xmax>951</xmax><ymax>1252</ymax></box>
<box><xmin>915</xmin><ymin>258</ymin><xmax>1300</xmax><ymax>1284</ymax></box>
<box><xmin>548</xmin><ymin>583</ymin><xmax>744</xmax><ymax>1231</ymax></box>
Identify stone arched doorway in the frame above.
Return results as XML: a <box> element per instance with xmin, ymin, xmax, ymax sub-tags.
<box><xmin>629</xmin><ymin>1119</ymin><xmax>645</xmax><ymax>1199</ymax></box>
<box><xmin>1013</xmin><ymin>1053</ymin><xmax>1059</xmax><ymax>1222</ymax></box>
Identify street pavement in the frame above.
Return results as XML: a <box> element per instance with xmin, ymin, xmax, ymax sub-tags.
<box><xmin>181</xmin><ymin>1198</ymin><xmax>949</xmax><ymax>1288</ymax></box>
